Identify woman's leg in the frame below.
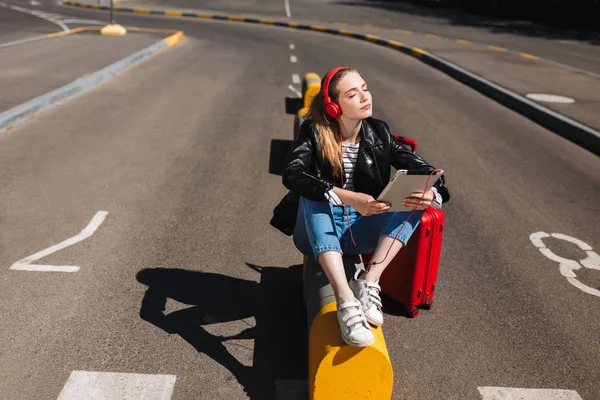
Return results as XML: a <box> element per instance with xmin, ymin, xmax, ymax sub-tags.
<box><xmin>340</xmin><ymin>208</ymin><xmax>424</xmax><ymax>327</ymax></box>
<box><xmin>292</xmin><ymin>198</ymin><xmax>355</xmax><ymax>300</ymax></box>
<box><xmin>363</xmin><ymin>210</ymin><xmax>424</xmax><ymax>282</ymax></box>
<box><xmin>293</xmin><ymin>198</ymin><xmax>374</xmax><ymax>346</ymax></box>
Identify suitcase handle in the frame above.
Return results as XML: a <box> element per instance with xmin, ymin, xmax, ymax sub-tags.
<box><xmin>392</xmin><ymin>135</ymin><xmax>418</xmax><ymax>153</ymax></box>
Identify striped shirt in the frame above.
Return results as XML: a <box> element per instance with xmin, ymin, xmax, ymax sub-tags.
<box><xmin>324</xmin><ymin>141</ymin><xmax>444</xmax><ymax>208</ymax></box>
<box><xmin>341</xmin><ymin>142</ymin><xmax>360</xmax><ymax>191</ymax></box>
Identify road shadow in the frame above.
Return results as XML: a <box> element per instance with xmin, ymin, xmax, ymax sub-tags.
<box><xmin>334</xmin><ymin>0</ymin><xmax>600</xmax><ymax>45</ymax></box>
<box><xmin>136</xmin><ymin>263</ymin><xmax>307</xmax><ymax>400</ymax></box>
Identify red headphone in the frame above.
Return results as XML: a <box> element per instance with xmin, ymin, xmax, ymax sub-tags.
<box><xmin>323</xmin><ymin>66</ymin><xmax>349</xmax><ymax>119</ymax></box>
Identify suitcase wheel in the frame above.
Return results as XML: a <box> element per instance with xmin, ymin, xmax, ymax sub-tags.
<box><xmin>407</xmin><ymin>307</ymin><xmax>419</xmax><ymax>318</ymax></box>
<box><xmin>421</xmin><ymin>301</ymin><xmax>433</xmax><ymax>310</ymax></box>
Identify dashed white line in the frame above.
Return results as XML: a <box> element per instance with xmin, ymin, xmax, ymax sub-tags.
<box><xmin>283</xmin><ymin>0</ymin><xmax>291</xmax><ymax>18</ymax></box>
<box><xmin>290</xmin><ymin>55</ymin><xmax>297</xmax><ymax>63</ymax></box>
<box><xmin>289</xmin><ymin>43</ymin><xmax>295</xmax><ymax>50</ymax></box>
<box><xmin>57</xmin><ymin>371</ymin><xmax>177</xmax><ymax>400</ymax></box>
<box><xmin>478</xmin><ymin>387</ymin><xmax>582</xmax><ymax>400</ymax></box>
<box><xmin>288</xmin><ymin>85</ymin><xmax>302</xmax><ymax>98</ymax></box>
<box><xmin>292</xmin><ymin>74</ymin><xmax>300</xmax><ymax>84</ymax></box>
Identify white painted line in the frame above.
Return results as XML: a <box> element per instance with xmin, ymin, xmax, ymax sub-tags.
<box><xmin>30</xmin><ymin>0</ymin><xmax>40</xmax><ymax>5</ymax></box>
<box><xmin>288</xmin><ymin>85</ymin><xmax>301</xmax><ymax>98</ymax></box>
<box><xmin>62</xmin><ymin>18</ymin><xmax>105</xmax><ymax>25</ymax></box>
<box><xmin>526</xmin><ymin>93</ymin><xmax>575</xmax><ymax>104</ymax></box>
<box><xmin>10</xmin><ymin>211</ymin><xmax>108</xmax><ymax>272</ymax></box>
<box><xmin>57</xmin><ymin>371</ymin><xmax>177</xmax><ymax>400</ymax></box>
<box><xmin>283</xmin><ymin>0</ymin><xmax>291</xmax><ymax>18</ymax></box>
<box><xmin>478</xmin><ymin>387</ymin><xmax>582</xmax><ymax>399</ymax></box>
<box><xmin>0</xmin><ymin>34</ymin><xmax>51</xmax><ymax>49</ymax></box>
<box><xmin>292</xmin><ymin>74</ymin><xmax>300</xmax><ymax>84</ymax></box>
<box><xmin>289</xmin><ymin>43</ymin><xmax>295</xmax><ymax>50</ymax></box>
<box><xmin>6</xmin><ymin>4</ymin><xmax>68</xmax><ymax>31</ymax></box>
<box><xmin>290</xmin><ymin>55</ymin><xmax>297</xmax><ymax>63</ymax></box>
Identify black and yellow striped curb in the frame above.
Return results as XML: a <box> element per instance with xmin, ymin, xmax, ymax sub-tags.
<box><xmin>63</xmin><ymin>0</ymin><xmax>432</xmax><ymax>60</ymax></box>
<box><xmin>63</xmin><ymin>1</ymin><xmax>600</xmax><ymax>155</ymax></box>
<box><xmin>0</xmin><ymin>26</ymin><xmax>184</xmax><ymax>132</ymax></box>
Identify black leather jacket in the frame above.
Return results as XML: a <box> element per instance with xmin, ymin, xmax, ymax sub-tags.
<box><xmin>282</xmin><ymin>117</ymin><xmax>450</xmax><ymax>203</ymax></box>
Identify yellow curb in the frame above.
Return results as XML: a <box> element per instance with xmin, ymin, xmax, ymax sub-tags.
<box><xmin>311</xmin><ymin>25</ymin><xmax>326</xmax><ymax>31</ymax></box>
<box><xmin>520</xmin><ymin>53</ymin><xmax>539</xmax><ymax>60</ymax></box>
<box><xmin>260</xmin><ymin>19</ymin><xmax>275</xmax><ymax>24</ymax></box>
<box><xmin>101</xmin><ymin>23</ymin><xmax>127</xmax><ymax>36</ymax></box>
<box><xmin>165</xmin><ymin>10</ymin><xmax>183</xmax><ymax>17</ymax></box>
<box><xmin>164</xmin><ymin>31</ymin><xmax>185</xmax><ymax>47</ymax></box>
<box><xmin>309</xmin><ymin>301</ymin><xmax>393</xmax><ymax>400</ymax></box>
<box><xmin>47</xmin><ymin>26</ymin><xmax>97</xmax><ymax>38</ymax></box>
<box><xmin>227</xmin><ymin>15</ymin><xmax>245</xmax><ymax>21</ymax></box>
<box><xmin>133</xmin><ymin>8</ymin><xmax>150</xmax><ymax>14</ymax></box>
<box><xmin>365</xmin><ymin>34</ymin><xmax>380</xmax><ymax>41</ymax></box>
<box><xmin>411</xmin><ymin>47</ymin><xmax>427</xmax><ymax>57</ymax></box>
<box><xmin>287</xmin><ymin>22</ymin><xmax>298</xmax><ymax>28</ymax></box>
<box><xmin>338</xmin><ymin>29</ymin><xmax>354</xmax><ymax>36</ymax></box>
<box><xmin>387</xmin><ymin>40</ymin><xmax>404</xmax><ymax>48</ymax></box>
<box><xmin>195</xmin><ymin>13</ymin><xmax>213</xmax><ymax>18</ymax></box>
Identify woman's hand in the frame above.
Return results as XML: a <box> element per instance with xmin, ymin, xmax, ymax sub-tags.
<box><xmin>402</xmin><ymin>189</ymin><xmax>435</xmax><ymax>210</ymax></box>
<box><xmin>349</xmin><ymin>192</ymin><xmax>391</xmax><ymax>216</ymax></box>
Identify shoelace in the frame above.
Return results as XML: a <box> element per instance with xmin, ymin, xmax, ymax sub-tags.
<box><xmin>365</xmin><ymin>282</ymin><xmax>383</xmax><ymax>309</ymax></box>
<box><xmin>340</xmin><ymin>301</ymin><xmax>367</xmax><ymax>328</ymax></box>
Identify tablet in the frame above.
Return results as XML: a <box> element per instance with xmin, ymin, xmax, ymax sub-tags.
<box><xmin>377</xmin><ymin>169</ymin><xmax>444</xmax><ymax>211</ymax></box>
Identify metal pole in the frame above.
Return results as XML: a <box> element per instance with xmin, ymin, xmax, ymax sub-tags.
<box><xmin>110</xmin><ymin>0</ymin><xmax>115</xmax><ymax>24</ymax></box>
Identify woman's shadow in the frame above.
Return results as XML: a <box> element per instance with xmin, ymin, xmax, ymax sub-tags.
<box><xmin>136</xmin><ymin>263</ymin><xmax>307</xmax><ymax>400</ymax></box>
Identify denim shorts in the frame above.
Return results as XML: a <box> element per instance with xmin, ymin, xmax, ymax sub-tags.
<box><xmin>293</xmin><ymin>197</ymin><xmax>424</xmax><ymax>261</ymax></box>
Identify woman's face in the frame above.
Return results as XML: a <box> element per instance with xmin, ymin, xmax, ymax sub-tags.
<box><xmin>335</xmin><ymin>71</ymin><xmax>373</xmax><ymax>120</ymax></box>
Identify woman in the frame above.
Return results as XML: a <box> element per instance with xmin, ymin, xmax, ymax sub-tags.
<box><xmin>280</xmin><ymin>66</ymin><xmax>450</xmax><ymax>347</ymax></box>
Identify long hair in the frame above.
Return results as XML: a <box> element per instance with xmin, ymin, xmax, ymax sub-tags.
<box><xmin>306</xmin><ymin>67</ymin><xmax>360</xmax><ymax>178</ymax></box>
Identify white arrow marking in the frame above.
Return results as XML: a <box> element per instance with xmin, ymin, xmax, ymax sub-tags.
<box><xmin>478</xmin><ymin>387</ymin><xmax>582</xmax><ymax>399</ymax></box>
<box><xmin>10</xmin><ymin>211</ymin><xmax>108</xmax><ymax>272</ymax></box>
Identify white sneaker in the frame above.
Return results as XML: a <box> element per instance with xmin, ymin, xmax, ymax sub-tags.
<box><xmin>350</xmin><ymin>270</ymin><xmax>384</xmax><ymax>327</ymax></box>
<box><xmin>336</xmin><ymin>297</ymin><xmax>375</xmax><ymax>347</ymax></box>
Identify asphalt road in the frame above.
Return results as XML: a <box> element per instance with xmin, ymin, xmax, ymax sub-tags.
<box><xmin>81</xmin><ymin>0</ymin><xmax>600</xmax><ymax>75</ymax></box>
<box><xmin>1</xmin><ymin>4</ymin><xmax>599</xmax><ymax>400</ymax></box>
<box><xmin>0</xmin><ymin>2</ymin><xmax>61</xmax><ymax>44</ymax></box>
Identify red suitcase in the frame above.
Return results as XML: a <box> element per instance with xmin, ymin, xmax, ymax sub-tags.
<box><xmin>363</xmin><ymin>207</ymin><xmax>445</xmax><ymax>318</ymax></box>
<box><xmin>362</xmin><ymin>135</ymin><xmax>445</xmax><ymax>318</ymax></box>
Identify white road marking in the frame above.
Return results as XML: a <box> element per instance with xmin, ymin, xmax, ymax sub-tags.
<box><xmin>290</xmin><ymin>55</ymin><xmax>297</xmax><ymax>63</ymax></box>
<box><xmin>526</xmin><ymin>93</ymin><xmax>575</xmax><ymax>104</ymax></box>
<box><xmin>10</xmin><ymin>211</ymin><xmax>108</xmax><ymax>272</ymax></box>
<box><xmin>288</xmin><ymin>85</ymin><xmax>302</xmax><ymax>98</ymax></box>
<box><xmin>292</xmin><ymin>74</ymin><xmax>300</xmax><ymax>84</ymax></box>
<box><xmin>530</xmin><ymin>231</ymin><xmax>600</xmax><ymax>297</ymax></box>
<box><xmin>283</xmin><ymin>0</ymin><xmax>291</xmax><ymax>18</ymax></box>
<box><xmin>5</xmin><ymin>4</ymin><xmax>68</xmax><ymax>31</ymax></box>
<box><xmin>289</xmin><ymin>43</ymin><xmax>295</xmax><ymax>50</ymax></box>
<box><xmin>0</xmin><ymin>34</ymin><xmax>51</xmax><ymax>49</ymax></box>
<box><xmin>30</xmin><ymin>0</ymin><xmax>40</xmax><ymax>5</ymax></box>
<box><xmin>478</xmin><ymin>387</ymin><xmax>582</xmax><ymax>399</ymax></box>
<box><xmin>62</xmin><ymin>18</ymin><xmax>105</xmax><ymax>25</ymax></box>
<box><xmin>57</xmin><ymin>371</ymin><xmax>177</xmax><ymax>400</ymax></box>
